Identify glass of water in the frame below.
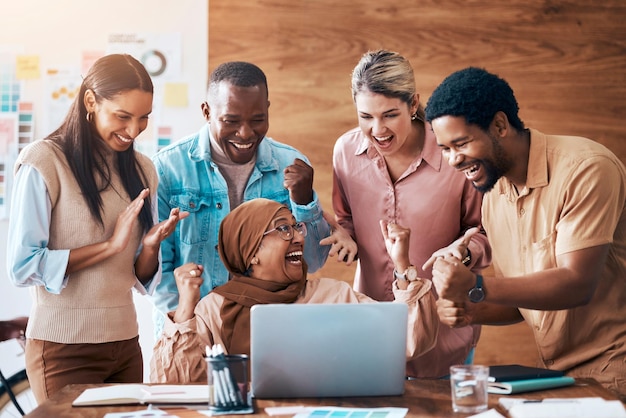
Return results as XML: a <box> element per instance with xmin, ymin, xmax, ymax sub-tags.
<box><xmin>450</xmin><ymin>364</ymin><xmax>489</xmax><ymax>413</ymax></box>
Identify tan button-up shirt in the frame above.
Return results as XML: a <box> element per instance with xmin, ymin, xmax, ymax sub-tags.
<box><xmin>483</xmin><ymin>128</ymin><xmax>626</xmax><ymax>394</ymax></box>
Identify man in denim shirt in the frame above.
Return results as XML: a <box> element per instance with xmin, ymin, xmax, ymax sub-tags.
<box><xmin>151</xmin><ymin>62</ymin><xmax>332</xmax><ymax>333</ymax></box>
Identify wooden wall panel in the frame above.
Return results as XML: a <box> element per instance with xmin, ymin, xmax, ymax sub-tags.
<box><xmin>209</xmin><ymin>0</ymin><xmax>626</xmax><ymax>210</ymax></box>
<box><xmin>209</xmin><ymin>0</ymin><xmax>626</xmax><ymax>365</ymax></box>
<box><xmin>209</xmin><ymin>0</ymin><xmax>626</xmax><ymax>272</ymax></box>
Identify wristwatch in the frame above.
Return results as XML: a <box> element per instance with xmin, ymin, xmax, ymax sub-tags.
<box><xmin>462</xmin><ymin>248</ymin><xmax>472</xmax><ymax>266</ymax></box>
<box><xmin>394</xmin><ymin>265</ymin><xmax>419</xmax><ymax>282</ymax></box>
<box><xmin>468</xmin><ymin>274</ymin><xmax>485</xmax><ymax>303</ymax></box>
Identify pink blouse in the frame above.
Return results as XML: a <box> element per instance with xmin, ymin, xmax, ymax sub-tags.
<box><xmin>331</xmin><ymin>125</ymin><xmax>491</xmax><ymax>377</ymax></box>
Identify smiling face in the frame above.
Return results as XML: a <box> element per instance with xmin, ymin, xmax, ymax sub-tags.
<box><xmin>251</xmin><ymin>209</ymin><xmax>306</xmax><ymax>283</ymax></box>
<box><xmin>354</xmin><ymin>90</ymin><xmax>418</xmax><ymax>156</ymax></box>
<box><xmin>85</xmin><ymin>88</ymin><xmax>152</xmax><ymax>152</ymax></box>
<box><xmin>433</xmin><ymin>115</ymin><xmax>512</xmax><ymax>193</ymax></box>
<box><xmin>205</xmin><ymin>81</ymin><xmax>269</xmax><ymax>164</ymax></box>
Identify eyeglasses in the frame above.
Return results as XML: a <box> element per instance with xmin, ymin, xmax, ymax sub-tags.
<box><xmin>263</xmin><ymin>222</ymin><xmax>307</xmax><ymax>241</ymax></box>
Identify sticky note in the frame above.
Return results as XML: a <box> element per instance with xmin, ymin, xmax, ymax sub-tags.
<box><xmin>163</xmin><ymin>82</ymin><xmax>188</xmax><ymax>107</ymax></box>
<box><xmin>16</xmin><ymin>55</ymin><xmax>40</xmax><ymax>80</ymax></box>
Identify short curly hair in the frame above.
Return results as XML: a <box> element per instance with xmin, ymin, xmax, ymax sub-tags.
<box><xmin>425</xmin><ymin>67</ymin><xmax>524</xmax><ymax>131</ymax></box>
<box><xmin>207</xmin><ymin>61</ymin><xmax>268</xmax><ymax>101</ymax></box>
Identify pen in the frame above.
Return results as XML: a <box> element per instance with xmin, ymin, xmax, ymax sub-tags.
<box><xmin>212</xmin><ymin>369</ymin><xmax>228</xmax><ymax>407</ymax></box>
<box><xmin>522</xmin><ymin>399</ymin><xmax>578</xmax><ymax>403</ymax></box>
<box><xmin>212</xmin><ymin>345</ymin><xmax>240</xmax><ymax>406</ymax></box>
<box><xmin>208</xmin><ymin>344</ymin><xmax>245</xmax><ymax>408</ymax></box>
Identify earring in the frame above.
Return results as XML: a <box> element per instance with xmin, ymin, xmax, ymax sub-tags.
<box><xmin>250</xmin><ymin>257</ymin><xmax>259</xmax><ymax>265</ymax></box>
<box><xmin>86</xmin><ymin>112</ymin><xmax>93</xmax><ymax>123</ymax></box>
<box><xmin>411</xmin><ymin>113</ymin><xmax>418</xmax><ymax>121</ymax></box>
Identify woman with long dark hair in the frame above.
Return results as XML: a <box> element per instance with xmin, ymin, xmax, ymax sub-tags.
<box><xmin>7</xmin><ymin>54</ymin><xmax>187</xmax><ymax>402</ymax></box>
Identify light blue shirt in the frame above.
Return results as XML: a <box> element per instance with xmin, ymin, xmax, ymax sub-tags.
<box><xmin>151</xmin><ymin>124</ymin><xmax>331</xmax><ymax>318</ymax></box>
<box><xmin>7</xmin><ymin>164</ymin><xmax>160</xmax><ymax>295</ymax></box>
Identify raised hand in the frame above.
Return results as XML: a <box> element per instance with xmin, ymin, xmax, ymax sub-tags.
<box><xmin>173</xmin><ymin>263</ymin><xmax>204</xmax><ymax>323</ymax></box>
<box><xmin>143</xmin><ymin>207</ymin><xmax>190</xmax><ymax>249</ymax></box>
<box><xmin>283</xmin><ymin>158</ymin><xmax>314</xmax><ymax>205</ymax></box>
<box><xmin>431</xmin><ymin>255</ymin><xmax>475</xmax><ymax>302</ymax></box>
<box><xmin>422</xmin><ymin>227</ymin><xmax>480</xmax><ymax>271</ymax></box>
<box><xmin>319</xmin><ymin>211</ymin><xmax>358</xmax><ymax>265</ymax></box>
<box><xmin>437</xmin><ymin>298</ymin><xmax>472</xmax><ymax>328</ymax></box>
<box><xmin>109</xmin><ymin>188</ymin><xmax>151</xmax><ymax>253</ymax></box>
<box><xmin>380</xmin><ymin>220</ymin><xmax>411</xmax><ymax>270</ymax></box>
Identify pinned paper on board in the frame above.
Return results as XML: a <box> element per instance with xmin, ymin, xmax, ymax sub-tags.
<box><xmin>0</xmin><ymin>113</ymin><xmax>16</xmax><ymax>218</ymax></box>
<box><xmin>163</xmin><ymin>82</ymin><xmax>188</xmax><ymax>107</ymax></box>
<box><xmin>107</xmin><ymin>33</ymin><xmax>182</xmax><ymax>81</ymax></box>
<box><xmin>18</xmin><ymin>102</ymin><xmax>34</xmax><ymax>153</ymax></box>
<box><xmin>157</xmin><ymin>126</ymin><xmax>172</xmax><ymax>151</ymax></box>
<box><xmin>0</xmin><ymin>53</ymin><xmax>22</xmax><ymax>113</ymax></box>
<box><xmin>15</xmin><ymin>55</ymin><xmax>40</xmax><ymax>80</ymax></box>
<box><xmin>0</xmin><ymin>112</ymin><xmax>17</xmax><ymax>158</ymax></box>
<box><xmin>81</xmin><ymin>50</ymin><xmax>106</xmax><ymax>76</ymax></box>
<box><xmin>44</xmin><ymin>67</ymin><xmax>81</xmax><ymax>134</ymax></box>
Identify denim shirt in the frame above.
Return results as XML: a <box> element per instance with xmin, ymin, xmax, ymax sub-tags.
<box><xmin>151</xmin><ymin>124</ymin><xmax>331</xmax><ymax>317</ymax></box>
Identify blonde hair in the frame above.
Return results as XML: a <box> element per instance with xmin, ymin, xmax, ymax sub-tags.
<box><xmin>351</xmin><ymin>49</ymin><xmax>424</xmax><ymax>120</ymax></box>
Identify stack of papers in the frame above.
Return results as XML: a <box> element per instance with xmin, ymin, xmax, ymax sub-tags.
<box><xmin>498</xmin><ymin>397</ymin><xmax>626</xmax><ymax>418</ymax></box>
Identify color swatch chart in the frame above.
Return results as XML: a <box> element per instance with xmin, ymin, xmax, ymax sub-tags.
<box><xmin>0</xmin><ymin>58</ymin><xmax>20</xmax><ymax>112</ymax></box>
<box><xmin>266</xmin><ymin>407</ymin><xmax>408</xmax><ymax>418</ymax></box>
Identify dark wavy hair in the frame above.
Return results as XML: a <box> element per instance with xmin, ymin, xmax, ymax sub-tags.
<box><xmin>207</xmin><ymin>61</ymin><xmax>268</xmax><ymax>100</ymax></box>
<box><xmin>46</xmin><ymin>54</ymin><xmax>154</xmax><ymax>231</ymax></box>
<box><xmin>425</xmin><ymin>67</ymin><xmax>524</xmax><ymax>132</ymax></box>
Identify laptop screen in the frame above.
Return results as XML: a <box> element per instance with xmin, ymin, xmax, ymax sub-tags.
<box><xmin>250</xmin><ymin>302</ymin><xmax>408</xmax><ymax>398</ymax></box>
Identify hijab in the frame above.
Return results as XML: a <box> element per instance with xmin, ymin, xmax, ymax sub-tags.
<box><xmin>213</xmin><ymin>198</ymin><xmax>307</xmax><ymax>356</ymax></box>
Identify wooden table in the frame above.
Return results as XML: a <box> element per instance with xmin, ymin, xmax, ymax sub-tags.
<box><xmin>24</xmin><ymin>378</ymin><xmax>621</xmax><ymax>418</ymax></box>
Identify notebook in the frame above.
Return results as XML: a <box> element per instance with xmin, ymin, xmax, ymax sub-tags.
<box><xmin>250</xmin><ymin>302</ymin><xmax>408</xmax><ymax>398</ymax></box>
<box><xmin>488</xmin><ymin>364</ymin><xmax>564</xmax><ymax>382</ymax></box>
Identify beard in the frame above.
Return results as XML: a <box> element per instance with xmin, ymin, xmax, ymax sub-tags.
<box><xmin>473</xmin><ymin>134</ymin><xmax>511</xmax><ymax>193</ymax></box>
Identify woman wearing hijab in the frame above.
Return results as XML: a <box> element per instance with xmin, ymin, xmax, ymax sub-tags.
<box><xmin>150</xmin><ymin>198</ymin><xmax>438</xmax><ymax>383</ymax></box>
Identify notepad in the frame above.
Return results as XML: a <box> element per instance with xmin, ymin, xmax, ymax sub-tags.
<box><xmin>488</xmin><ymin>364</ymin><xmax>564</xmax><ymax>382</ymax></box>
<box><xmin>72</xmin><ymin>384</ymin><xmax>208</xmax><ymax>406</ymax></box>
<box><xmin>488</xmin><ymin>376</ymin><xmax>575</xmax><ymax>394</ymax></box>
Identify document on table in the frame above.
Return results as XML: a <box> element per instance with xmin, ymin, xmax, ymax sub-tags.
<box><xmin>104</xmin><ymin>408</ymin><xmax>180</xmax><ymax>417</ymax></box>
<box><xmin>498</xmin><ymin>396</ymin><xmax>626</xmax><ymax>418</ymax></box>
<box><xmin>265</xmin><ymin>406</ymin><xmax>408</xmax><ymax>418</ymax></box>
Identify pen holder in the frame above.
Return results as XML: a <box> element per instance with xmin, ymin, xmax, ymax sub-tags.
<box><xmin>206</xmin><ymin>354</ymin><xmax>249</xmax><ymax>412</ymax></box>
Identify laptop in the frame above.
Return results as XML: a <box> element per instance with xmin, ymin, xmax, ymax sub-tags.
<box><xmin>250</xmin><ymin>302</ymin><xmax>408</xmax><ymax>398</ymax></box>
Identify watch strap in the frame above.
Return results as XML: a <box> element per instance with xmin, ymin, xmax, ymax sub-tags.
<box><xmin>475</xmin><ymin>273</ymin><xmax>483</xmax><ymax>288</ymax></box>
<box><xmin>394</xmin><ymin>265</ymin><xmax>418</xmax><ymax>282</ymax></box>
<box><xmin>468</xmin><ymin>273</ymin><xmax>485</xmax><ymax>303</ymax></box>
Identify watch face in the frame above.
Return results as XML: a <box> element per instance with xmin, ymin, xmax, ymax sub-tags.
<box><xmin>406</xmin><ymin>267</ymin><xmax>418</xmax><ymax>282</ymax></box>
<box><xmin>468</xmin><ymin>287</ymin><xmax>485</xmax><ymax>303</ymax></box>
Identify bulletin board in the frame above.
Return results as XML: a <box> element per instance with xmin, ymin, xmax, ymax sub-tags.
<box><xmin>0</xmin><ymin>0</ymin><xmax>208</xmax><ymax>219</ymax></box>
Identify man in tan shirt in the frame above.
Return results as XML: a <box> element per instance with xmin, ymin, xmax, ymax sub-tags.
<box><xmin>423</xmin><ymin>67</ymin><xmax>626</xmax><ymax>398</ymax></box>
